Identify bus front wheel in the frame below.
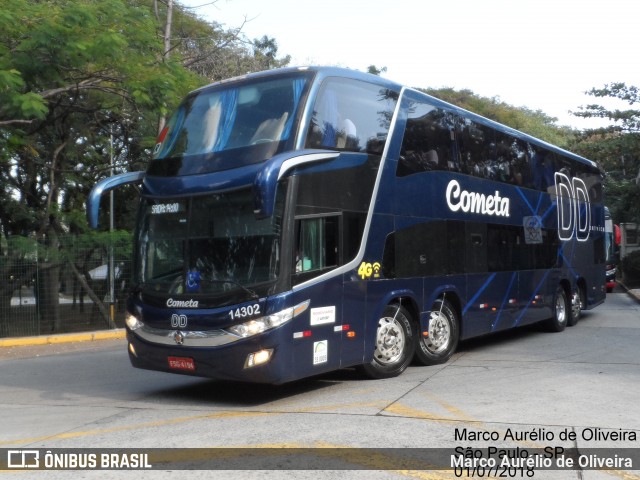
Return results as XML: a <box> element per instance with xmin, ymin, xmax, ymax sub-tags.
<box><xmin>415</xmin><ymin>298</ymin><xmax>459</xmax><ymax>365</ymax></box>
<box><xmin>547</xmin><ymin>286</ymin><xmax>569</xmax><ymax>332</ymax></box>
<box><xmin>360</xmin><ymin>304</ymin><xmax>415</xmax><ymax>379</ymax></box>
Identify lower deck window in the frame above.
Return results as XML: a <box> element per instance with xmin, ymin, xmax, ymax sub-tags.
<box><xmin>296</xmin><ymin>216</ymin><xmax>339</xmax><ymax>273</ymax></box>
<box><xmin>383</xmin><ymin>220</ymin><xmax>561</xmax><ymax>278</ymax></box>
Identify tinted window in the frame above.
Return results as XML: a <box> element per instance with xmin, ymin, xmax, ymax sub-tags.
<box><xmin>306</xmin><ymin>78</ymin><xmax>398</xmax><ymax>154</ymax></box>
<box><xmin>382</xmin><ymin>220</ymin><xmax>560</xmax><ymax>278</ymax></box>
<box><xmin>148</xmin><ymin>73</ymin><xmax>311</xmax><ymax>176</ymax></box>
<box><xmin>398</xmin><ymin>104</ymin><xmax>458</xmax><ymax>176</ymax></box>
<box><xmin>396</xmin><ymin>98</ymin><xmax>602</xmax><ymax>202</ymax></box>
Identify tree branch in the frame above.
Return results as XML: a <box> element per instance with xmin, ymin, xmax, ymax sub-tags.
<box><xmin>0</xmin><ymin>119</ymin><xmax>35</xmax><ymax>126</ymax></box>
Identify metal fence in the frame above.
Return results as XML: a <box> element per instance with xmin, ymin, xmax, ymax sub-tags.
<box><xmin>0</xmin><ymin>235</ymin><xmax>132</xmax><ymax>339</ymax></box>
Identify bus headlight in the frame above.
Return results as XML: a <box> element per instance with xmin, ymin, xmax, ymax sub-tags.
<box><xmin>227</xmin><ymin>309</ymin><xmax>293</xmax><ymax>338</ymax></box>
<box><xmin>125</xmin><ymin>312</ymin><xmax>143</xmax><ymax>331</ymax></box>
<box><xmin>226</xmin><ymin>300</ymin><xmax>310</xmax><ymax>338</ymax></box>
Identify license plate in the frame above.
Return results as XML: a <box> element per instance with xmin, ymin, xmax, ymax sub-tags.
<box><xmin>168</xmin><ymin>356</ymin><xmax>195</xmax><ymax>371</ymax></box>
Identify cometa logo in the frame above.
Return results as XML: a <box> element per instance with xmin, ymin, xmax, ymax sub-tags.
<box><xmin>166</xmin><ymin>298</ymin><xmax>199</xmax><ymax>308</ymax></box>
<box><xmin>445</xmin><ymin>180</ymin><xmax>510</xmax><ymax>217</ymax></box>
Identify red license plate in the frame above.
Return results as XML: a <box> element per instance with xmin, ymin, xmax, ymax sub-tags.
<box><xmin>168</xmin><ymin>356</ymin><xmax>195</xmax><ymax>371</ymax></box>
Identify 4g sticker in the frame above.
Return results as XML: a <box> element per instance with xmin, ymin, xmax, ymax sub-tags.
<box><xmin>358</xmin><ymin>261</ymin><xmax>381</xmax><ymax>280</ymax></box>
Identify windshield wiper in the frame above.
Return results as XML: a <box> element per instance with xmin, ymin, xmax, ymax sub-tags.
<box><xmin>131</xmin><ymin>277</ymin><xmax>259</xmax><ymax>301</ymax></box>
<box><xmin>208</xmin><ymin>279</ymin><xmax>259</xmax><ymax>300</ymax></box>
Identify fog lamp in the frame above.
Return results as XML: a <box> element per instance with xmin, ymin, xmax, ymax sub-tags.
<box><xmin>245</xmin><ymin>349</ymin><xmax>273</xmax><ymax>368</ymax></box>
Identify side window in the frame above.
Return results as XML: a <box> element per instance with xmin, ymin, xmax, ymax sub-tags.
<box><xmin>510</xmin><ymin>139</ymin><xmax>533</xmax><ymax>188</ymax></box>
<box><xmin>294</xmin><ymin>215</ymin><xmax>340</xmax><ymax>282</ymax></box>
<box><xmin>530</xmin><ymin>148</ymin><xmax>559</xmax><ymax>193</ymax></box>
<box><xmin>381</xmin><ymin>220</ymin><xmax>466</xmax><ymax>278</ymax></box>
<box><xmin>305</xmin><ymin>78</ymin><xmax>398</xmax><ymax>154</ymax></box>
<box><xmin>492</xmin><ymin>133</ymin><xmax>532</xmax><ymax>186</ymax></box>
<box><xmin>397</xmin><ymin>102</ymin><xmax>457</xmax><ymax>176</ymax></box>
<box><xmin>458</xmin><ymin>120</ymin><xmax>496</xmax><ymax>180</ymax></box>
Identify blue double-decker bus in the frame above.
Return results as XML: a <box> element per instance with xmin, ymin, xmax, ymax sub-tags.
<box><xmin>88</xmin><ymin>66</ymin><xmax>605</xmax><ymax>383</ymax></box>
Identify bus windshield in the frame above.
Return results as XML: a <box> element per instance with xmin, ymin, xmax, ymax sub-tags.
<box><xmin>135</xmin><ymin>188</ymin><xmax>283</xmax><ymax>299</ymax></box>
<box><xmin>149</xmin><ymin>73</ymin><xmax>311</xmax><ymax>176</ymax></box>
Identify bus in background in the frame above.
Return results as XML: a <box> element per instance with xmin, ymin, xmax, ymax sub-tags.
<box><xmin>88</xmin><ymin>66</ymin><xmax>606</xmax><ymax>384</ymax></box>
<box><xmin>604</xmin><ymin>207</ymin><xmax>620</xmax><ymax>292</ymax></box>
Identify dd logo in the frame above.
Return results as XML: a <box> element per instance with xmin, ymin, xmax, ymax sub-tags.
<box><xmin>555</xmin><ymin>172</ymin><xmax>590</xmax><ymax>242</ymax></box>
<box><xmin>171</xmin><ymin>314</ymin><xmax>188</xmax><ymax>328</ymax></box>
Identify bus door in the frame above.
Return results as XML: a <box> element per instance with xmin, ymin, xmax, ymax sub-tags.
<box><xmin>464</xmin><ymin>222</ymin><xmax>505</xmax><ymax>337</ymax></box>
<box><xmin>485</xmin><ymin>223</ymin><xmax>521</xmax><ymax>333</ymax></box>
<box><xmin>289</xmin><ymin>214</ymin><xmax>345</xmax><ymax>378</ymax></box>
<box><xmin>515</xmin><ymin>227</ymin><xmax>561</xmax><ymax>326</ymax></box>
<box><xmin>340</xmin><ymin>272</ymin><xmax>369</xmax><ymax>367</ymax></box>
<box><xmin>461</xmin><ymin>222</ymin><xmax>524</xmax><ymax>336</ymax></box>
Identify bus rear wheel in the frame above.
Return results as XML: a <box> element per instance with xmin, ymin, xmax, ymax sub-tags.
<box><xmin>568</xmin><ymin>288</ymin><xmax>582</xmax><ymax>326</ymax></box>
<box><xmin>360</xmin><ymin>304</ymin><xmax>415</xmax><ymax>379</ymax></box>
<box><xmin>547</xmin><ymin>286</ymin><xmax>569</xmax><ymax>332</ymax></box>
<box><xmin>415</xmin><ymin>298</ymin><xmax>459</xmax><ymax>365</ymax></box>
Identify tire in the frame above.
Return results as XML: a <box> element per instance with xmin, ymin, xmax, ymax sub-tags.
<box><xmin>360</xmin><ymin>304</ymin><xmax>416</xmax><ymax>379</ymax></box>
<box><xmin>415</xmin><ymin>298</ymin><xmax>459</xmax><ymax>365</ymax></box>
<box><xmin>568</xmin><ymin>288</ymin><xmax>582</xmax><ymax>326</ymax></box>
<box><xmin>547</xmin><ymin>286</ymin><xmax>569</xmax><ymax>332</ymax></box>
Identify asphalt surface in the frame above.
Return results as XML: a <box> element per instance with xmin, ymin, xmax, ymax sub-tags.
<box><xmin>1</xmin><ymin>283</ymin><xmax>637</xmax><ymax>357</ymax></box>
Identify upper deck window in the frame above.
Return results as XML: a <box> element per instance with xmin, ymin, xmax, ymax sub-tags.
<box><xmin>397</xmin><ymin>96</ymin><xmax>602</xmax><ymax>202</ymax></box>
<box><xmin>305</xmin><ymin>78</ymin><xmax>399</xmax><ymax>155</ymax></box>
<box><xmin>149</xmin><ymin>73</ymin><xmax>311</xmax><ymax>176</ymax></box>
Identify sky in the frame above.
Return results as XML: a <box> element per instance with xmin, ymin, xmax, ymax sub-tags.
<box><xmin>179</xmin><ymin>0</ymin><xmax>640</xmax><ymax>130</ymax></box>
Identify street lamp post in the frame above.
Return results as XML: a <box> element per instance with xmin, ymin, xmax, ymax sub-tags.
<box><xmin>109</xmin><ymin>128</ymin><xmax>115</xmax><ymax>326</ymax></box>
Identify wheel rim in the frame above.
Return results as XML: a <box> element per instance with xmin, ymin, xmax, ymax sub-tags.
<box><xmin>424</xmin><ymin>311</ymin><xmax>451</xmax><ymax>354</ymax></box>
<box><xmin>571</xmin><ymin>291</ymin><xmax>581</xmax><ymax>319</ymax></box>
<box><xmin>556</xmin><ymin>292</ymin><xmax>567</xmax><ymax>324</ymax></box>
<box><xmin>373</xmin><ymin>316</ymin><xmax>405</xmax><ymax>366</ymax></box>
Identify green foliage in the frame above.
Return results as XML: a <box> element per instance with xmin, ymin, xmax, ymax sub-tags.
<box><xmin>571</xmin><ymin>82</ymin><xmax>640</xmax><ymax>225</ymax></box>
<box><xmin>0</xmin><ymin>3</ymin><xmax>48</xmax><ymax>122</ymax></box>
<box><xmin>1</xmin><ymin>0</ymin><xmax>292</xmax><ymax>245</ymax></box>
<box><xmin>62</xmin><ymin>230</ymin><xmax>133</xmax><ymax>263</ymax></box>
<box><xmin>252</xmin><ymin>36</ymin><xmax>291</xmax><ymax>70</ymax></box>
<box><xmin>595</xmin><ymin>174</ymin><xmax>640</xmax><ymax>225</ymax></box>
<box><xmin>0</xmin><ymin>0</ymin><xmax>293</xmax><ymax>328</ymax></box>
<box><xmin>574</xmin><ymin>83</ymin><xmax>640</xmax><ymax>132</ymax></box>
<box><xmin>0</xmin><ymin>230</ymin><xmax>130</xmax><ymax>268</ymax></box>
<box><xmin>367</xmin><ymin>65</ymin><xmax>387</xmax><ymax>76</ymax></box>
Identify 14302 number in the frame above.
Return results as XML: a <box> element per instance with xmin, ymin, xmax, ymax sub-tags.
<box><xmin>228</xmin><ymin>304</ymin><xmax>260</xmax><ymax>320</ymax></box>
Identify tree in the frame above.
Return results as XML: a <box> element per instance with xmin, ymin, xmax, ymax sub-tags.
<box><xmin>367</xmin><ymin>65</ymin><xmax>387</xmax><ymax>76</ymax></box>
<box><xmin>0</xmin><ymin>0</ymin><xmax>199</xmax><ymax>332</ymax></box>
<box><xmin>423</xmin><ymin>88</ymin><xmax>575</xmax><ymax>147</ymax></box>
<box><xmin>0</xmin><ymin>0</ymin><xmax>293</xmax><ymax>335</ymax></box>
<box><xmin>252</xmin><ymin>35</ymin><xmax>291</xmax><ymax>71</ymax></box>
<box><xmin>571</xmin><ymin>83</ymin><xmax>640</xmax><ymax>224</ymax></box>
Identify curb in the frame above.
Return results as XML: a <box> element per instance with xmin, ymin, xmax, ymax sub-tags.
<box><xmin>618</xmin><ymin>281</ymin><xmax>640</xmax><ymax>303</ymax></box>
<box><xmin>3</xmin><ymin>282</ymin><xmax>638</xmax><ymax>348</ymax></box>
<box><xmin>0</xmin><ymin>329</ymin><xmax>126</xmax><ymax>348</ymax></box>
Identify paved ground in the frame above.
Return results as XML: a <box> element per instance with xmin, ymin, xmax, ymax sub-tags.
<box><xmin>0</xmin><ymin>287</ymin><xmax>638</xmax><ymax>479</ymax></box>
<box><xmin>1</xmin><ymin>282</ymin><xmax>637</xmax><ymax>356</ymax></box>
